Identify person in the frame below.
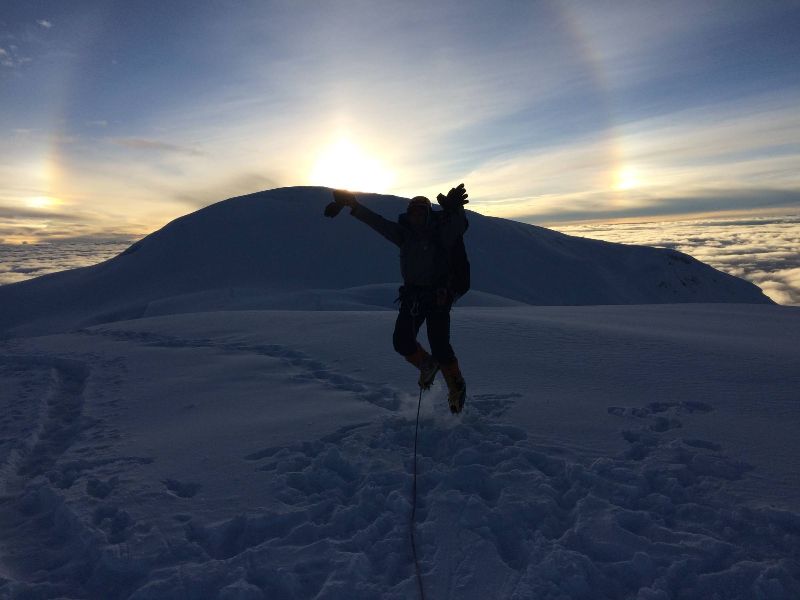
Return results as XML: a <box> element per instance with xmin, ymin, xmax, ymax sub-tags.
<box><xmin>324</xmin><ymin>184</ymin><xmax>469</xmax><ymax>413</ymax></box>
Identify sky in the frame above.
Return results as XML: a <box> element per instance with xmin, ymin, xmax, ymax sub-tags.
<box><xmin>1</xmin><ymin>0</ymin><xmax>799</xmax><ymax>244</ymax></box>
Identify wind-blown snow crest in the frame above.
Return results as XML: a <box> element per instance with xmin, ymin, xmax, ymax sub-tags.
<box><xmin>0</xmin><ymin>186</ymin><xmax>772</xmax><ymax>337</ymax></box>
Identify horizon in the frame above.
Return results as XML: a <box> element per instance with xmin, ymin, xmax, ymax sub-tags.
<box><xmin>2</xmin><ymin>1</ymin><xmax>799</xmax><ymax>244</ymax></box>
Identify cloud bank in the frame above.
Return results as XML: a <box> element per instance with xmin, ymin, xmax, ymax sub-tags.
<box><xmin>0</xmin><ymin>237</ymin><xmax>132</xmax><ymax>285</ymax></box>
<box><xmin>557</xmin><ymin>214</ymin><xmax>800</xmax><ymax>305</ymax></box>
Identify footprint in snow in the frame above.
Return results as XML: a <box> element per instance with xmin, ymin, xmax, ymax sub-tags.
<box><xmin>164</xmin><ymin>478</ymin><xmax>202</xmax><ymax>498</ymax></box>
<box><xmin>86</xmin><ymin>476</ymin><xmax>118</xmax><ymax>499</ymax></box>
<box><xmin>608</xmin><ymin>400</ymin><xmax>713</xmax><ymax>419</ymax></box>
<box><xmin>468</xmin><ymin>392</ymin><xmax>521</xmax><ymax>419</ymax></box>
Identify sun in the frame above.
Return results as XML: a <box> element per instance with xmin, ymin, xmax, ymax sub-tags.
<box><xmin>309</xmin><ymin>137</ymin><xmax>394</xmax><ymax>192</ymax></box>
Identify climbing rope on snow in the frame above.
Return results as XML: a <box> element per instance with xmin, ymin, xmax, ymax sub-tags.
<box><xmin>410</xmin><ymin>385</ymin><xmax>426</xmax><ymax>600</ymax></box>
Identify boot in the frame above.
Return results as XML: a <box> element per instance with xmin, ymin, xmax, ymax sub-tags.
<box><xmin>441</xmin><ymin>359</ymin><xmax>466</xmax><ymax>414</ymax></box>
<box><xmin>405</xmin><ymin>345</ymin><xmax>439</xmax><ymax>390</ymax></box>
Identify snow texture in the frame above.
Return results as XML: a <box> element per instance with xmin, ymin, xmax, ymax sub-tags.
<box><xmin>0</xmin><ymin>187</ymin><xmax>771</xmax><ymax>338</ymax></box>
<box><xmin>0</xmin><ymin>305</ymin><xmax>798</xmax><ymax>599</ymax></box>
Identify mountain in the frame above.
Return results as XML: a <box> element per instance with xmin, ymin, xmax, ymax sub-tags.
<box><xmin>0</xmin><ymin>186</ymin><xmax>772</xmax><ymax>336</ymax></box>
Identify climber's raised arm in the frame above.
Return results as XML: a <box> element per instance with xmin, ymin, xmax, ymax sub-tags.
<box><xmin>324</xmin><ymin>189</ymin><xmax>404</xmax><ymax>247</ymax></box>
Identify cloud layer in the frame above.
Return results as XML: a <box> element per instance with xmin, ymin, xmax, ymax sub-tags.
<box><xmin>557</xmin><ymin>214</ymin><xmax>800</xmax><ymax>305</ymax></box>
<box><xmin>0</xmin><ymin>237</ymin><xmax>132</xmax><ymax>285</ymax></box>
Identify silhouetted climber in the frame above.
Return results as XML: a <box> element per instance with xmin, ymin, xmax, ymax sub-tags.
<box><xmin>325</xmin><ymin>184</ymin><xmax>470</xmax><ymax>413</ymax></box>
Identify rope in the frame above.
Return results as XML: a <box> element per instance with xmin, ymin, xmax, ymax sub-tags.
<box><xmin>406</xmin><ymin>293</ymin><xmax>426</xmax><ymax>599</ymax></box>
<box><xmin>410</xmin><ymin>385</ymin><xmax>426</xmax><ymax>600</ymax></box>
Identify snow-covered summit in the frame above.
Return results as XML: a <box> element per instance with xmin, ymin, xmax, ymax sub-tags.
<box><xmin>0</xmin><ymin>186</ymin><xmax>772</xmax><ymax>336</ymax></box>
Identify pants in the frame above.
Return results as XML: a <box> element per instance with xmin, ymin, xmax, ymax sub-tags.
<box><xmin>392</xmin><ymin>288</ymin><xmax>456</xmax><ymax>366</ymax></box>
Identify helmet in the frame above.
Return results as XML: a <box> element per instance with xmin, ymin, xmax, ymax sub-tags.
<box><xmin>407</xmin><ymin>196</ymin><xmax>431</xmax><ymax>213</ymax></box>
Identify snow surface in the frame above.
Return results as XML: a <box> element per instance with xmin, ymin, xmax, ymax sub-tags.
<box><xmin>0</xmin><ymin>187</ymin><xmax>795</xmax><ymax>598</ymax></box>
<box><xmin>0</xmin><ymin>187</ymin><xmax>771</xmax><ymax>338</ymax></box>
<box><xmin>0</xmin><ymin>304</ymin><xmax>798</xmax><ymax>599</ymax></box>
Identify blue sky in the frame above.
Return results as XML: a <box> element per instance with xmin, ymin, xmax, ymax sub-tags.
<box><xmin>1</xmin><ymin>0</ymin><xmax>799</xmax><ymax>242</ymax></box>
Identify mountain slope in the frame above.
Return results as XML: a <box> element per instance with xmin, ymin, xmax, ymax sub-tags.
<box><xmin>0</xmin><ymin>186</ymin><xmax>772</xmax><ymax>336</ymax></box>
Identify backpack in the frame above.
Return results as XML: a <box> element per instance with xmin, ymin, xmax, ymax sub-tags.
<box><xmin>447</xmin><ymin>221</ymin><xmax>470</xmax><ymax>300</ymax></box>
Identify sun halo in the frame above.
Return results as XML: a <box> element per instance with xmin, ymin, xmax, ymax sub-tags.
<box><xmin>614</xmin><ymin>167</ymin><xmax>641</xmax><ymax>191</ymax></box>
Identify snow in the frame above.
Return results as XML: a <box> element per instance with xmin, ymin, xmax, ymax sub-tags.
<box><xmin>0</xmin><ymin>187</ymin><xmax>796</xmax><ymax>598</ymax></box>
<box><xmin>0</xmin><ymin>305</ymin><xmax>798</xmax><ymax>599</ymax></box>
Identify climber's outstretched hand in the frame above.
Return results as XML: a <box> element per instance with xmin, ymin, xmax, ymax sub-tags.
<box><xmin>437</xmin><ymin>183</ymin><xmax>469</xmax><ymax>210</ymax></box>
<box><xmin>324</xmin><ymin>189</ymin><xmax>358</xmax><ymax>218</ymax></box>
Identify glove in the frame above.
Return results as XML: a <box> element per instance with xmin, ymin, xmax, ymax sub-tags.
<box><xmin>324</xmin><ymin>189</ymin><xmax>358</xmax><ymax>218</ymax></box>
<box><xmin>436</xmin><ymin>183</ymin><xmax>469</xmax><ymax>210</ymax></box>
<box><xmin>324</xmin><ymin>202</ymin><xmax>343</xmax><ymax>218</ymax></box>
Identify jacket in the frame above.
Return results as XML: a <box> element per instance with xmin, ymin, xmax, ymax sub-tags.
<box><xmin>351</xmin><ymin>202</ymin><xmax>467</xmax><ymax>288</ymax></box>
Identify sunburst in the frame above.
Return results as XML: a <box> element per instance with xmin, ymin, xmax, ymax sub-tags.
<box><xmin>309</xmin><ymin>137</ymin><xmax>394</xmax><ymax>192</ymax></box>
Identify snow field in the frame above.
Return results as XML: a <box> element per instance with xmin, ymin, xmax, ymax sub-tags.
<box><xmin>0</xmin><ymin>304</ymin><xmax>797</xmax><ymax>599</ymax></box>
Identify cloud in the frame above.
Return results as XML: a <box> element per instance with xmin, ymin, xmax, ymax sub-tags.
<box><xmin>0</xmin><ymin>205</ymin><xmax>73</xmax><ymax>220</ymax></box>
<box><xmin>0</xmin><ymin>44</ymin><xmax>32</xmax><ymax>68</ymax></box>
<box><xmin>0</xmin><ymin>186</ymin><xmax>149</xmax><ymax>244</ymax></box>
<box><xmin>0</xmin><ymin>211</ymin><xmax>139</xmax><ymax>245</ymax></box>
<box><xmin>0</xmin><ymin>47</ymin><xmax>13</xmax><ymax>67</ymax></box>
<box><xmin>2</xmin><ymin>1</ymin><xmax>797</xmax><ymax>256</ymax></box>
<box><xmin>172</xmin><ymin>172</ymin><xmax>285</xmax><ymax>208</ymax></box>
<box><xmin>0</xmin><ymin>236</ymin><xmax>133</xmax><ymax>285</ymax></box>
<box><xmin>100</xmin><ymin>1</ymin><xmax>612</xmax><ymax>203</ymax></box>
<box><xmin>754</xmin><ymin>268</ymin><xmax>800</xmax><ymax>306</ymax></box>
<box><xmin>556</xmin><ymin>213</ymin><xmax>800</xmax><ymax>305</ymax></box>
<box><xmin>37</xmin><ymin>20</ymin><xmax>53</xmax><ymax>29</ymax></box>
<box><xmin>523</xmin><ymin>188</ymin><xmax>800</xmax><ymax>224</ymax></box>
<box><xmin>11</xmin><ymin>265</ymin><xmax>46</xmax><ymax>274</ymax></box>
<box><xmin>112</xmin><ymin>138</ymin><xmax>205</xmax><ymax>156</ymax></box>
<box><xmin>460</xmin><ymin>90</ymin><xmax>800</xmax><ymax>223</ymax></box>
